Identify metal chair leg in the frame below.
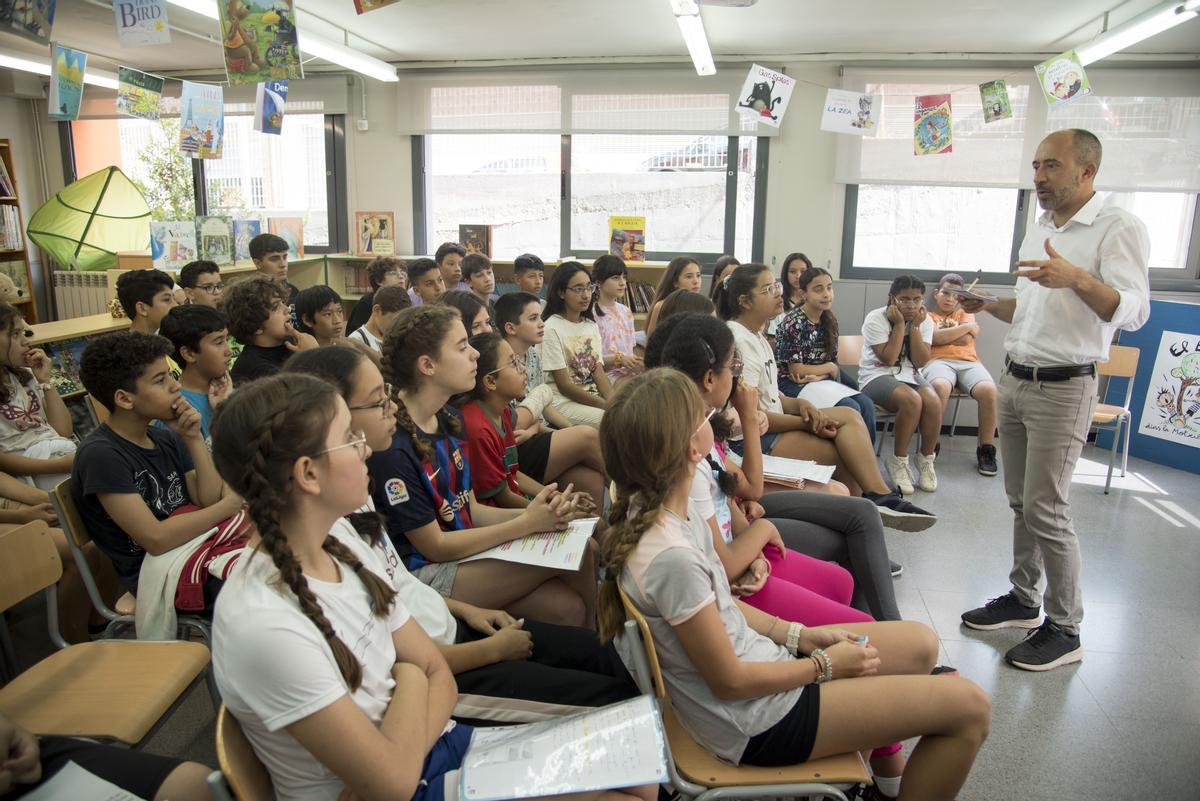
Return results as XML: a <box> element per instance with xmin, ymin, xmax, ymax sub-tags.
<box><xmin>1104</xmin><ymin>423</ymin><xmax>1118</xmax><ymax>494</ymax></box>
<box><xmin>1120</xmin><ymin>415</ymin><xmax>1131</xmax><ymax>476</ymax></box>
<box><xmin>949</xmin><ymin>395</ymin><xmax>961</xmax><ymax>437</ymax></box>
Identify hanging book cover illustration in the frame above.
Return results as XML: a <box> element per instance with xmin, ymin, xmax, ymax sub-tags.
<box><xmin>233</xmin><ymin>219</ymin><xmax>261</xmax><ymax>260</ymax></box>
<box><xmin>1035</xmin><ymin>50</ymin><xmax>1092</xmax><ymax>107</ymax></box>
<box><xmin>254</xmin><ymin>79</ymin><xmax>287</xmax><ymax>134</ymax></box>
<box><xmin>48</xmin><ymin>43</ymin><xmax>86</xmax><ymax>121</ymax></box>
<box><xmin>113</xmin><ymin>0</ymin><xmax>170</xmax><ymax>47</ymax></box>
<box><xmin>2</xmin><ymin>0</ymin><xmax>55</xmax><ymax>43</ymax></box>
<box><xmin>979</xmin><ymin>79</ymin><xmax>1013</xmax><ymax>123</ymax></box>
<box><xmin>819</xmin><ymin>89</ymin><xmax>879</xmax><ymax>136</ymax></box>
<box><xmin>735</xmin><ymin>64</ymin><xmax>795</xmax><ymax>129</ymax></box>
<box><xmin>116</xmin><ymin>66</ymin><xmax>164</xmax><ymax>120</ymax></box>
<box><xmin>150</xmin><ymin>221</ymin><xmax>197</xmax><ymax>270</ymax></box>
<box><xmin>914</xmin><ymin>94</ymin><xmax>953</xmax><ymax>156</ymax></box>
<box><xmin>608</xmin><ymin>216</ymin><xmax>646</xmax><ymax>263</ymax></box>
<box><xmin>219</xmin><ymin>0</ymin><xmax>302</xmax><ymax>86</ymax></box>
<box><xmin>179</xmin><ymin>80</ymin><xmax>224</xmax><ymax>159</ymax></box>
<box><xmin>196</xmin><ymin>216</ymin><xmax>234</xmax><ymax>264</ymax></box>
<box><xmin>353</xmin><ymin>0</ymin><xmax>402</xmax><ymax>13</ymax></box>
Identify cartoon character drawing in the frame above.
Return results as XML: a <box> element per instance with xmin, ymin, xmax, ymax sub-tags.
<box><xmin>1169</xmin><ymin>352</ymin><xmax>1200</xmax><ymax>420</ymax></box>
<box><xmin>223</xmin><ymin>0</ymin><xmax>263</xmax><ymax>73</ymax></box>
<box><xmin>851</xmin><ymin>95</ymin><xmax>874</xmax><ymax>129</ymax></box>
<box><xmin>738</xmin><ymin>80</ymin><xmax>782</xmax><ymax>122</ymax></box>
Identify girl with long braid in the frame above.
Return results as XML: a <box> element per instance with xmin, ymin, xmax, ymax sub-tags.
<box><xmin>371</xmin><ymin>305</ymin><xmax>597</xmax><ymax>628</ymax></box>
<box><xmin>599</xmin><ymin>369</ymin><xmax>990</xmax><ymax>798</ymax></box>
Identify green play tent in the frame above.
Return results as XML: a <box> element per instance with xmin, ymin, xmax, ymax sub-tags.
<box><xmin>26</xmin><ymin>166</ymin><xmax>151</xmax><ymax>271</ymax></box>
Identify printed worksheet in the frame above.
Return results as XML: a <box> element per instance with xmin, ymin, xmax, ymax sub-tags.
<box><xmin>460</xmin><ymin>518</ymin><xmax>598</xmax><ymax>571</ymax></box>
<box><xmin>761</xmin><ymin>455</ymin><xmax>837</xmax><ymax>485</ymax></box>
<box><xmin>21</xmin><ymin>761</ymin><xmax>147</xmax><ymax>801</ymax></box>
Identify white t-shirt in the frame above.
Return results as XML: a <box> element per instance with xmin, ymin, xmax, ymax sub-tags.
<box><xmin>728</xmin><ymin>320</ymin><xmax>783</xmax><ymax>417</ymax></box>
<box><xmin>541</xmin><ymin>315</ymin><xmax>603</xmax><ymax>395</ymax></box>
<box><xmin>688</xmin><ymin>439</ymin><xmax>733</xmax><ymax>545</ymax></box>
<box><xmin>348</xmin><ymin>325</ymin><xmax>382</xmax><ymax>352</ymax></box>
<box><xmin>859</xmin><ymin>307</ymin><xmax>935</xmax><ymax>389</ymax></box>
<box><xmin>0</xmin><ymin>372</ymin><xmax>62</xmax><ymax>454</ymax></box>
<box><xmin>213</xmin><ymin>525</ymin><xmax>414</xmax><ymax>801</ymax></box>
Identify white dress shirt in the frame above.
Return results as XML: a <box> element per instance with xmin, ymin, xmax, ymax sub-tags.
<box><xmin>1005</xmin><ymin>192</ymin><xmax>1150</xmax><ymax>367</ymax></box>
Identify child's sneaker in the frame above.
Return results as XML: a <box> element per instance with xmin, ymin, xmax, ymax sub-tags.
<box><xmin>977</xmin><ymin>444</ymin><xmax>998</xmax><ymax>476</ymax></box>
<box><xmin>916</xmin><ymin>452</ymin><xmax>937</xmax><ymax>492</ymax></box>
<box><xmin>884</xmin><ymin>454</ymin><xmax>914</xmax><ymax>495</ymax></box>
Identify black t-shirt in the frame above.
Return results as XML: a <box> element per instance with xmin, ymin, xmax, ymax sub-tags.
<box><xmin>70</xmin><ymin>424</ymin><xmax>194</xmax><ymax>591</ymax></box>
<box><xmin>346</xmin><ymin>290</ymin><xmax>374</xmax><ymax>334</ymax></box>
<box><xmin>231</xmin><ymin>343</ymin><xmax>291</xmax><ymax>385</ymax></box>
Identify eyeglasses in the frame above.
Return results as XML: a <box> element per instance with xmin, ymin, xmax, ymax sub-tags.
<box><xmin>695</xmin><ymin>406</ymin><xmax>718</xmax><ymax>435</ymax></box>
<box><xmin>728</xmin><ymin>356</ymin><xmax>743</xmax><ymax>378</ymax></box>
<box><xmin>194</xmin><ymin>282</ymin><xmax>224</xmax><ymax>295</ymax></box>
<box><xmin>317</xmin><ymin>430</ymin><xmax>368</xmax><ymax>458</ymax></box>
<box><xmin>10</xmin><ymin>327</ymin><xmax>33</xmax><ymax>340</ymax></box>
<box><xmin>894</xmin><ymin>298</ymin><xmax>923</xmax><ymax>306</ymax></box>
<box><xmin>486</xmin><ymin>357</ymin><xmax>524</xmax><ymax>377</ymax></box>
<box><xmin>565</xmin><ymin>283</ymin><xmax>598</xmax><ymax>295</ymax></box>
<box><xmin>348</xmin><ymin>384</ymin><xmax>393</xmax><ymax>418</ymax></box>
<box><xmin>753</xmin><ymin>281</ymin><xmax>784</xmax><ymax>298</ymax></box>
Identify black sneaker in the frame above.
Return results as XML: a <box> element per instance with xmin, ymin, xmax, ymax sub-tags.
<box><xmin>961</xmin><ymin>592</ymin><xmax>1042</xmax><ymax>630</ymax></box>
<box><xmin>977</xmin><ymin>444</ymin><xmax>998</xmax><ymax>476</ymax></box>
<box><xmin>863</xmin><ymin>491</ymin><xmax>936</xmax><ymax>532</ymax></box>
<box><xmin>1005</xmin><ymin>620</ymin><xmax>1083</xmax><ymax>671</ymax></box>
<box><xmin>890</xmin><ymin>560</ymin><xmax>903</xmax><ymax>577</ymax></box>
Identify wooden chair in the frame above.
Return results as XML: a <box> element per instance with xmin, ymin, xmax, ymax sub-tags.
<box><xmin>1094</xmin><ymin>344</ymin><xmax>1140</xmax><ymax>494</ymax></box>
<box><xmin>0</xmin><ymin>521</ymin><xmax>210</xmax><ymax>745</ymax></box>
<box><xmin>86</xmin><ymin>394</ymin><xmax>110</xmax><ymax>426</ymax></box>
<box><xmin>838</xmin><ymin>335</ymin><xmax>895</xmax><ymax>455</ymax></box>
<box><xmin>618</xmin><ymin>589</ymin><xmax>870</xmax><ymax>801</ymax></box>
<box><xmin>208</xmin><ymin>704</ymin><xmax>274</xmax><ymax>801</ymax></box>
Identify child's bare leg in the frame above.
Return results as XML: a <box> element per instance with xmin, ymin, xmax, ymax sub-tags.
<box><xmin>451</xmin><ymin>561</ymin><xmax>586</xmax><ymax>626</ymax></box>
<box><xmin>154</xmin><ymin>762</ymin><xmax>213</xmax><ymax>801</ymax></box>
<box><xmin>972</xmin><ymin>381</ymin><xmax>998</xmax><ymax>445</ymax></box>
<box><xmin>917</xmin><ymin>386</ymin><xmax>941</xmax><ymax>456</ymax></box>
<box><xmin>886</xmin><ymin>384</ymin><xmax>921</xmax><ymax>458</ymax></box>
<box><xmin>930</xmin><ymin>378</ymin><xmax>953</xmax><ymax>417</ymax></box>
<box><xmin>822</xmin><ymin>407</ymin><xmax>891</xmax><ymax>495</ymax></box>
<box><xmin>545</xmin><ymin>426</ymin><xmax>605</xmax><ymax>480</ymax></box>
<box><xmin>813</xmin><ymin>619</ymin><xmax>938</xmax><ymax>676</ymax></box>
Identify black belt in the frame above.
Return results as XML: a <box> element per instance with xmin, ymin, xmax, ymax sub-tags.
<box><xmin>1005</xmin><ymin>360</ymin><xmax>1095</xmax><ymax>382</ymax></box>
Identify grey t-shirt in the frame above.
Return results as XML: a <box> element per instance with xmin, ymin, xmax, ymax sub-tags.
<box><xmin>615</xmin><ymin>500</ymin><xmax>804</xmax><ymax>763</ymax></box>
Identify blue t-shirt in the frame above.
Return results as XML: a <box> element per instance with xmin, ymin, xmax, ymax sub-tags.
<box><xmin>366</xmin><ymin>408</ymin><xmax>473</xmax><ymax>570</ymax></box>
<box><xmin>179</xmin><ymin>387</ymin><xmax>214</xmax><ymax>445</ymax></box>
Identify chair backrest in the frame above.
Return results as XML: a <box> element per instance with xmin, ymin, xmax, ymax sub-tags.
<box><xmin>618</xmin><ymin>587</ymin><xmax>666</xmax><ymax>700</ymax></box>
<box><xmin>837</xmin><ymin>335</ymin><xmax>863</xmax><ymax>366</ymax></box>
<box><xmin>1099</xmin><ymin>344</ymin><xmax>1139</xmax><ymax>379</ymax></box>
<box><xmin>216</xmin><ymin>705</ymin><xmax>274</xmax><ymax>801</ymax></box>
<box><xmin>50</xmin><ymin>477</ymin><xmax>92</xmax><ymax>550</ymax></box>
<box><xmin>87</xmin><ymin>394</ymin><xmax>111</xmax><ymax>426</ymax></box>
<box><xmin>0</xmin><ymin>521</ymin><xmax>58</xmax><ymax>613</ymax></box>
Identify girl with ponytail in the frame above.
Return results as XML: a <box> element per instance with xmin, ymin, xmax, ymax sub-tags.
<box><xmin>599</xmin><ymin>369</ymin><xmax>990</xmax><ymax>794</ymax></box>
<box><xmin>373</xmin><ymin>305</ymin><xmax>598</xmax><ymax>628</ymax></box>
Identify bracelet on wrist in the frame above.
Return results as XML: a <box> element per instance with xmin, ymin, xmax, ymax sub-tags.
<box><xmin>785</xmin><ymin>621</ymin><xmax>804</xmax><ymax>656</ymax></box>
<box><xmin>37</xmin><ymin>381</ymin><xmax>54</xmax><ymax>393</ymax></box>
<box><xmin>810</xmin><ymin>647</ymin><xmax>833</xmax><ymax>684</ymax></box>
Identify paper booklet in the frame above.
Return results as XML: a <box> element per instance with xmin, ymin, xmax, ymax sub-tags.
<box><xmin>21</xmin><ymin>760</ymin><xmax>147</xmax><ymax>801</ymax></box>
<box><xmin>761</xmin><ymin>455</ymin><xmax>837</xmax><ymax>486</ymax></box>
<box><xmin>461</xmin><ymin>518</ymin><xmax>598</xmax><ymax>571</ymax></box>
<box><xmin>942</xmin><ymin>286</ymin><xmax>1004</xmax><ymax>303</ymax></box>
<box><xmin>796</xmin><ymin>377</ymin><xmax>860</xmax><ymax>408</ymax></box>
<box><xmin>460</xmin><ymin>695</ymin><xmax>669</xmax><ymax>801</ymax></box>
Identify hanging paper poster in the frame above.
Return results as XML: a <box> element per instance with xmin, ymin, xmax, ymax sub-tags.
<box><xmin>116</xmin><ymin>66</ymin><xmax>164</xmax><ymax>120</ymax></box>
<box><xmin>914</xmin><ymin>94</ymin><xmax>952</xmax><ymax>156</ymax></box>
<box><xmin>819</xmin><ymin>89</ymin><xmax>879</xmax><ymax>136</ymax></box>
<box><xmin>253</xmin><ymin>79</ymin><xmax>287</xmax><ymax>135</ymax></box>
<box><xmin>113</xmin><ymin>0</ymin><xmax>170</xmax><ymax>47</ymax></box>
<box><xmin>48</xmin><ymin>43</ymin><xmax>86</xmax><ymax>121</ymax></box>
<box><xmin>1139</xmin><ymin>330</ymin><xmax>1200</xmax><ymax>448</ymax></box>
<box><xmin>179</xmin><ymin>81</ymin><xmax>224</xmax><ymax>159</ymax></box>
<box><xmin>354</xmin><ymin>0</ymin><xmax>402</xmax><ymax>13</ymax></box>
<box><xmin>608</xmin><ymin>216</ymin><xmax>645</xmax><ymax>263</ymax></box>
<box><xmin>268</xmin><ymin>216</ymin><xmax>304</xmax><ymax>258</ymax></box>
<box><xmin>218</xmin><ymin>0</ymin><xmax>302</xmax><ymax>86</ymax></box>
<box><xmin>1035</xmin><ymin>50</ymin><xmax>1092</xmax><ymax>107</ymax></box>
<box><xmin>150</xmin><ymin>221</ymin><xmax>197</xmax><ymax>270</ymax></box>
<box><xmin>1</xmin><ymin>0</ymin><xmax>55</xmax><ymax>43</ymax></box>
<box><xmin>979</xmin><ymin>79</ymin><xmax>1012</xmax><ymax>123</ymax></box>
<box><xmin>735</xmin><ymin>64</ymin><xmax>795</xmax><ymax>129</ymax></box>
<box><xmin>233</xmin><ymin>219</ymin><xmax>261</xmax><ymax>260</ymax></box>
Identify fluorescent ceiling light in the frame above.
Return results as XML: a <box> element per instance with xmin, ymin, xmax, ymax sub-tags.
<box><xmin>1075</xmin><ymin>0</ymin><xmax>1199</xmax><ymax>65</ymax></box>
<box><xmin>667</xmin><ymin>0</ymin><xmax>715</xmax><ymax>76</ymax></box>
<box><xmin>0</xmin><ymin>51</ymin><xmax>119</xmax><ymax>89</ymax></box>
<box><xmin>165</xmin><ymin>0</ymin><xmax>397</xmax><ymax>81</ymax></box>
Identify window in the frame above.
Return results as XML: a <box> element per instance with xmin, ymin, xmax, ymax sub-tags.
<box><xmin>71</xmin><ymin>117</ymin><xmax>196</xmax><ymax>221</ymax></box>
<box><xmin>249</xmin><ymin>176</ymin><xmax>264</xmax><ymax>208</ymax></box>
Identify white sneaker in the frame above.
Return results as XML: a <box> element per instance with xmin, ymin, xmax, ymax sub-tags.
<box><xmin>916</xmin><ymin>452</ymin><xmax>938</xmax><ymax>492</ymax></box>
<box><xmin>885</xmin><ymin>455</ymin><xmax>914</xmax><ymax>495</ymax></box>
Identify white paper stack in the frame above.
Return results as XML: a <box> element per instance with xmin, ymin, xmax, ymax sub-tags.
<box><xmin>761</xmin><ymin>455</ymin><xmax>837</xmax><ymax>487</ymax></box>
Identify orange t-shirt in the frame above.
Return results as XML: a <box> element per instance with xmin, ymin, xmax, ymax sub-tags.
<box><xmin>929</xmin><ymin>309</ymin><xmax>979</xmax><ymax>362</ymax></box>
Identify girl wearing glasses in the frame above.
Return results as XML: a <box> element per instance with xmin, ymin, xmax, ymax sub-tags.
<box><xmin>542</xmin><ymin>262</ymin><xmax>613</xmax><ymax>429</ymax></box>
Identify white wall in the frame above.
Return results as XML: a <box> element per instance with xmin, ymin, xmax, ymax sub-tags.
<box><xmin>344</xmin><ymin>79</ymin><xmax>415</xmax><ymax>254</ymax></box>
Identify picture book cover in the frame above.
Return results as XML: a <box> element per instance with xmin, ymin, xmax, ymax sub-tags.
<box><xmin>116</xmin><ymin>66</ymin><xmax>164</xmax><ymax>121</ymax></box>
<box><xmin>819</xmin><ymin>89</ymin><xmax>879</xmax><ymax>136</ymax></box>
<box><xmin>150</xmin><ymin>221</ymin><xmax>197</xmax><ymax>270</ymax></box>
<box><xmin>268</xmin><ymin>216</ymin><xmax>303</xmax><ymax>259</ymax></box>
<box><xmin>979</xmin><ymin>79</ymin><xmax>1013</xmax><ymax>123</ymax></box>
<box><xmin>179</xmin><ymin>80</ymin><xmax>224</xmax><ymax>159</ymax></box>
<box><xmin>43</xmin><ymin>336</ymin><xmax>88</xmax><ymax>397</ymax></box>
<box><xmin>196</xmin><ymin>215</ymin><xmax>234</xmax><ymax>265</ymax></box>
<box><xmin>459</xmin><ymin>224</ymin><xmax>492</xmax><ymax>258</ymax></box>
<box><xmin>353</xmin><ymin>0</ymin><xmax>402</xmax><ymax>13</ymax></box>
<box><xmin>608</xmin><ymin>216</ymin><xmax>646</xmax><ymax>263</ymax></box>
<box><xmin>735</xmin><ymin>64</ymin><xmax>795</xmax><ymax>129</ymax></box>
<box><xmin>233</xmin><ymin>218</ymin><xmax>261</xmax><ymax>260</ymax></box>
<box><xmin>0</xmin><ymin>261</ymin><xmax>29</xmax><ymax>297</ymax></box>
<box><xmin>1035</xmin><ymin>50</ymin><xmax>1092</xmax><ymax>107</ymax></box>
<box><xmin>1</xmin><ymin>0</ymin><xmax>55</xmax><ymax>43</ymax></box>
<box><xmin>253</xmin><ymin>79</ymin><xmax>288</xmax><ymax>135</ymax></box>
<box><xmin>914</xmin><ymin>93</ymin><xmax>953</xmax><ymax>156</ymax></box>
<box><xmin>355</xmin><ymin>212</ymin><xmax>396</xmax><ymax>256</ymax></box>
<box><xmin>48</xmin><ymin>43</ymin><xmax>85</xmax><ymax>121</ymax></box>
<box><xmin>219</xmin><ymin>0</ymin><xmax>302</xmax><ymax>86</ymax></box>
<box><xmin>113</xmin><ymin>0</ymin><xmax>170</xmax><ymax>47</ymax></box>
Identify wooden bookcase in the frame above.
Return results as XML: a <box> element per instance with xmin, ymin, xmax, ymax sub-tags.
<box><xmin>0</xmin><ymin>139</ymin><xmax>38</xmax><ymax>323</ymax></box>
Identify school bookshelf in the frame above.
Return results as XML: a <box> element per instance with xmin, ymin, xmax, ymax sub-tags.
<box><xmin>0</xmin><ymin>139</ymin><xmax>39</xmax><ymax>324</ymax></box>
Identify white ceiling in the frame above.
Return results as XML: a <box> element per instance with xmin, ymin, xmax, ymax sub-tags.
<box><xmin>2</xmin><ymin>0</ymin><xmax>1198</xmax><ymax>76</ymax></box>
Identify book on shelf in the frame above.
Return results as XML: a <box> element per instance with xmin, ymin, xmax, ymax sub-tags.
<box><xmin>622</xmin><ymin>281</ymin><xmax>655</xmax><ymax>314</ymax></box>
<box><xmin>355</xmin><ymin>211</ymin><xmax>396</xmax><ymax>256</ymax></box>
<box><xmin>150</xmin><ymin>221</ymin><xmax>197</xmax><ymax>270</ymax></box>
<box><xmin>268</xmin><ymin>217</ymin><xmax>304</xmax><ymax>259</ymax></box>
<box><xmin>459</xmin><ymin>224</ymin><xmax>492</xmax><ymax>257</ymax></box>
<box><xmin>344</xmin><ymin>263</ymin><xmax>372</xmax><ymax>295</ymax></box>
<box><xmin>608</xmin><ymin>215</ymin><xmax>646</xmax><ymax>263</ymax></box>
<box><xmin>232</xmin><ymin>219</ymin><xmax>261</xmax><ymax>261</ymax></box>
<box><xmin>0</xmin><ymin>205</ymin><xmax>23</xmax><ymax>250</ymax></box>
<box><xmin>0</xmin><ymin>154</ymin><xmax>14</xmax><ymax>196</ymax></box>
<box><xmin>196</xmin><ymin>215</ymin><xmax>234</xmax><ymax>264</ymax></box>
<box><xmin>43</xmin><ymin>337</ymin><xmax>89</xmax><ymax>396</ymax></box>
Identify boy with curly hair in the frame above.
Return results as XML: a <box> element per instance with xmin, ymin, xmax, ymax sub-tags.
<box><xmin>223</xmin><ymin>277</ymin><xmax>317</xmax><ymax>385</ymax></box>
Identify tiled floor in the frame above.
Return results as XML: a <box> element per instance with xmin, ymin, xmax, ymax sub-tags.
<box><xmin>3</xmin><ymin>437</ymin><xmax>1198</xmax><ymax>799</ymax></box>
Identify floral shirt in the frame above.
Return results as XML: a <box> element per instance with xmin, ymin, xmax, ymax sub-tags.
<box><xmin>595</xmin><ymin>301</ymin><xmax>637</xmax><ymax>380</ymax></box>
<box><xmin>773</xmin><ymin>306</ymin><xmax>836</xmax><ymax>382</ymax></box>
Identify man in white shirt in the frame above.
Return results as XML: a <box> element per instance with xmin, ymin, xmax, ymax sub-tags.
<box><xmin>960</xmin><ymin>129</ymin><xmax>1150</xmax><ymax>671</ymax></box>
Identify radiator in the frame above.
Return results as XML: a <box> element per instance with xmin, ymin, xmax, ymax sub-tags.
<box><xmin>53</xmin><ymin>271</ymin><xmax>109</xmax><ymax>319</ymax></box>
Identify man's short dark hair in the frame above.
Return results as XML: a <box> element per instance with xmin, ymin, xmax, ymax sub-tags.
<box><xmin>295</xmin><ymin>285</ymin><xmax>342</xmax><ymax>334</ymax></box>
<box><xmin>434</xmin><ymin>242</ymin><xmax>466</xmax><ymax>265</ymax></box>
<box><xmin>1066</xmin><ymin>128</ymin><xmax>1102</xmax><ymax>169</ymax></box>
<box><xmin>80</xmin><ymin>331</ymin><xmax>173</xmax><ymax>412</ymax></box>
<box><xmin>366</xmin><ymin>256</ymin><xmax>406</xmax><ymax>291</ymax></box>
<box><xmin>372</xmin><ymin>285</ymin><xmax>411</xmax><ymax>314</ymax></box>
<box><xmin>220</xmin><ymin>276</ymin><xmax>288</xmax><ymax>341</ymax></box>
<box><xmin>115</xmin><ymin>269</ymin><xmax>175</xmax><ymax>318</ymax></box>
<box><xmin>494</xmin><ymin>291</ymin><xmax>540</xmax><ymax>333</ymax></box>
<box><xmin>513</xmin><ymin>253</ymin><xmax>545</xmax><ymax>275</ymax></box>
<box><xmin>249</xmin><ymin>233</ymin><xmax>289</xmax><ymax>261</ymax></box>
<box><xmin>159</xmin><ymin>304</ymin><xmax>228</xmax><ymax>368</ymax></box>
<box><xmin>462</xmin><ymin>253</ymin><xmax>492</xmax><ymax>280</ymax></box>
<box><xmin>179</xmin><ymin>260</ymin><xmax>220</xmax><ymax>289</ymax></box>
<box><xmin>407</xmin><ymin>257</ymin><xmax>439</xmax><ymax>284</ymax></box>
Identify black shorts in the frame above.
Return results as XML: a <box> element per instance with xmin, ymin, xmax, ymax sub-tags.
<box><xmin>516</xmin><ymin>431</ymin><xmax>553</xmax><ymax>484</ymax></box>
<box><xmin>1</xmin><ymin>736</ymin><xmax>183</xmax><ymax>801</ymax></box>
<box><xmin>739</xmin><ymin>684</ymin><xmax>821</xmax><ymax>767</ymax></box>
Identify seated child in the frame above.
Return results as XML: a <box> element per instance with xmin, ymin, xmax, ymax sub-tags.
<box><xmin>924</xmin><ymin>273</ymin><xmax>999</xmax><ymax>477</ymax></box>
<box><xmin>116</xmin><ymin>269</ymin><xmax>181</xmax><ymax>378</ymax></box>
<box><xmin>347</xmin><ymin>255</ymin><xmax>406</xmax><ymax>333</ymax></box>
<box><xmin>592</xmin><ymin>255</ymin><xmax>644</xmax><ymax>383</ymax></box>
<box><xmin>542</xmin><ymin>263</ymin><xmax>613</xmax><ymax>429</ymax></box>
<box><xmin>347</xmin><ymin>285</ymin><xmax>410</xmax><ymax>353</ymax></box>
<box><xmin>709</xmin><ymin>254</ymin><xmax>740</xmax><ymax>302</ymax></box>
<box><xmin>295</xmin><ymin>285</ymin><xmax>347</xmax><ymax>346</ymax></box>
<box><xmin>513</xmin><ymin>252</ymin><xmax>546</xmax><ymax>306</ymax></box>
<box><xmin>772</xmin><ymin>251</ymin><xmax>812</xmax><ymax>337</ymax></box>
<box><xmin>644</xmin><ymin>255</ymin><xmax>702</xmax><ymax>339</ymax></box>
<box><xmin>0</xmin><ymin>304</ymin><xmax>76</xmax><ymax>490</ymax></box>
<box><xmin>224</xmin><ymin>277</ymin><xmax>317</xmax><ymax>385</ymax></box>
<box><xmin>461</xmin><ymin>253</ymin><xmax>498</xmax><ymax>311</ymax></box>
<box><xmin>436</xmin><ymin>241</ymin><xmax>469</xmax><ymax>293</ymax></box>
<box><xmin>71</xmin><ymin>332</ymin><xmax>245</xmax><ymax>614</ymax></box>
<box><xmin>406</xmin><ymin>257</ymin><xmax>446</xmax><ymax>307</ymax></box>
<box><xmin>441</xmin><ymin>290</ymin><xmax>492</xmax><ymax>336</ymax></box>
<box><xmin>659</xmin><ymin>287</ymin><xmax>716</xmax><ymax>321</ymax></box>
<box><xmin>249</xmin><ymin>232</ymin><xmax>298</xmax><ymax>306</ymax></box>
<box><xmin>178</xmin><ymin>260</ymin><xmax>224</xmax><ymax>308</ymax></box>
<box><xmin>158</xmin><ymin>305</ymin><xmax>234</xmax><ymax>445</ymax></box>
